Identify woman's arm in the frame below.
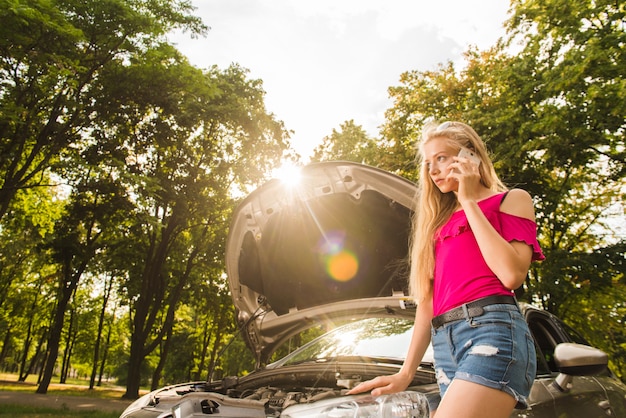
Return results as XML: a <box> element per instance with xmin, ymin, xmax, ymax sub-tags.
<box><xmin>346</xmin><ymin>296</ymin><xmax>433</xmax><ymax>396</ymax></box>
<box><xmin>460</xmin><ymin>188</ymin><xmax>535</xmax><ymax>290</ymax></box>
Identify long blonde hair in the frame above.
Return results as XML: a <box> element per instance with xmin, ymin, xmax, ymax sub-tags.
<box><xmin>409</xmin><ymin>121</ymin><xmax>507</xmax><ymax>302</ymax></box>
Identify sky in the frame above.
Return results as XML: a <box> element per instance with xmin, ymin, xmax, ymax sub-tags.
<box><xmin>169</xmin><ymin>0</ymin><xmax>511</xmax><ymax>161</ymax></box>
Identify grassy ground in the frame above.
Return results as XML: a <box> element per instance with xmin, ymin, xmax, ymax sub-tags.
<box><xmin>0</xmin><ymin>373</ymin><xmax>128</xmax><ymax>398</ymax></box>
<box><xmin>0</xmin><ymin>404</ymin><xmax>120</xmax><ymax>418</ymax></box>
<box><xmin>0</xmin><ymin>373</ymin><xmax>135</xmax><ymax>417</ymax></box>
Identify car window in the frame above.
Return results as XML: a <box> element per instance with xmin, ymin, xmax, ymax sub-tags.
<box><xmin>527</xmin><ymin>312</ymin><xmax>563</xmax><ymax>375</ymax></box>
<box><xmin>527</xmin><ymin>310</ymin><xmax>603</xmax><ymax>378</ymax></box>
<box><xmin>555</xmin><ymin>318</ymin><xmax>591</xmax><ymax>346</ymax></box>
<box><xmin>270</xmin><ymin>318</ymin><xmax>414</xmax><ymax>367</ymax></box>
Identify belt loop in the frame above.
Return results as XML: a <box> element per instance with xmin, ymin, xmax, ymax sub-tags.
<box><xmin>462</xmin><ymin>303</ymin><xmax>470</xmax><ymax>322</ymax></box>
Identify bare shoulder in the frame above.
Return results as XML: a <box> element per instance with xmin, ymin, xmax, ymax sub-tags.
<box><xmin>500</xmin><ymin>189</ymin><xmax>536</xmax><ymax>221</ymax></box>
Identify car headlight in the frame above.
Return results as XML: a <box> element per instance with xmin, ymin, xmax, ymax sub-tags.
<box><xmin>281</xmin><ymin>391</ymin><xmax>429</xmax><ymax>418</ymax></box>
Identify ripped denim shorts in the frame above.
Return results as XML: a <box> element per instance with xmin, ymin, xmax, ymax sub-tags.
<box><xmin>430</xmin><ymin>302</ymin><xmax>536</xmax><ymax>410</ymax></box>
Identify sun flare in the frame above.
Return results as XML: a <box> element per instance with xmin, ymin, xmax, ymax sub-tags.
<box><xmin>271</xmin><ymin>163</ymin><xmax>302</xmax><ymax>187</ymax></box>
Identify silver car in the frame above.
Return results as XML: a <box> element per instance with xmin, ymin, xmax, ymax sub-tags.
<box><xmin>120</xmin><ymin>161</ymin><xmax>626</xmax><ymax>418</ymax></box>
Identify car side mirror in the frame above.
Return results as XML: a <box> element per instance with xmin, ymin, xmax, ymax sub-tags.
<box><xmin>552</xmin><ymin>343</ymin><xmax>608</xmax><ymax>392</ymax></box>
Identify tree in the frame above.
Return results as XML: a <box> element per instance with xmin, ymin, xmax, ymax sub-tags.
<box><xmin>1</xmin><ymin>0</ymin><xmax>290</xmax><ymax>398</ymax></box>
<box><xmin>115</xmin><ymin>62</ymin><xmax>288</xmax><ymax>399</ymax></box>
<box><xmin>506</xmin><ymin>0</ymin><xmax>624</xmax><ymax>172</ymax></box>
<box><xmin>0</xmin><ymin>184</ymin><xmax>59</xmax><ymax>379</ymax></box>
<box><xmin>503</xmin><ymin>0</ymin><xmax>625</xmax><ymax>379</ymax></box>
<box><xmin>37</xmin><ymin>174</ymin><xmax>133</xmax><ymax>393</ymax></box>
<box><xmin>0</xmin><ymin>0</ymin><xmax>207</xmax><ymax>222</ymax></box>
<box><xmin>311</xmin><ymin>120</ymin><xmax>379</xmax><ymax>165</ymax></box>
<box><xmin>0</xmin><ymin>0</ymin><xmax>207</xmax><ymax>391</ymax></box>
<box><xmin>89</xmin><ymin>272</ymin><xmax>115</xmax><ymax>390</ymax></box>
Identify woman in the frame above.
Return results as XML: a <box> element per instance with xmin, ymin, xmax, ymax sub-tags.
<box><xmin>347</xmin><ymin>121</ymin><xmax>544</xmax><ymax>417</ymax></box>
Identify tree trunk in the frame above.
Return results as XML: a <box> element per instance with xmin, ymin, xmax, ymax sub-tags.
<box><xmin>123</xmin><ymin>217</ymin><xmax>192</xmax><ymax>399</ymax></box>
<box><xmin>151</xmin><ymin>325</ymin><xmax>173</xmax><ymax>391</ymax></box>
<box><xmin>61</xmin><ymin>327</ymin><xmax>77</xmax><ymax>383</ymax></box>
<box><xmin>18</xmin><ymin>326</ymin><xmax>33</xmax><ymax>381</ymax></box>
<box><xmin>207</xmin><ymin>325</ymin><xmax>224</xmax><ymax>382</ymax></box>
<box><xmin>36</xmin><ymin>292</ymin><xmax>68</xmax><ymax>393</ymax></box>
<box><xmin>0</xmin><ymin>330</ymin><xmax>11</xmax><ymax>370</ymax></box>
<box><xmin>90</xmin><ymin>276</ymin><xmax>113</xmax><ymax>390</ymax></box>
<box><xmin>193</xmin><ymin>321</ymin><xmax>211</xmax><ymax>381</ymax></box>
<box><xmin>18</xmin><ymin>279</ymin><xmax>42</xmax><ymax>381</ymax></box>
<box><xmin>123</xmin><ymin>329</ymin><xmax>145</xmax><ymax>399</ymax></box>
<box><xmin>37</xmin><ymin>344</ymin><xmax>50</xmax><ymax>384</ymax></box>
<box><xmin>60</xmin><ymin>308</ymin><xmax>76</xmax><ymax>384</ymax></box>
<box><xmin>97</xmin><ymin>314</ymin><xmax>114</xmax><ymax>386</ymax></box>
<box><xmin>23</xmin><ymin>328</ymin><xmax>48</xmax><ymax>381</ymax></box>
<box><xmin>36</xmin><ymin>258</ymin><xmax>85</xmax><ymax>394</ymax></box>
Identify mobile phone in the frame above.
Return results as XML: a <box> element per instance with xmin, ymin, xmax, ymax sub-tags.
<box><xmin>458</xmin><ymin>147</ymin><xmax>481</xmax><ymax>166</ymax></box>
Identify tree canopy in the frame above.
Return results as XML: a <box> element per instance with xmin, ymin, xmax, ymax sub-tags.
<box><xmin>0</xmin><ymin>0</ymin><xmax>289</xmax><ymax>398</ymax></box>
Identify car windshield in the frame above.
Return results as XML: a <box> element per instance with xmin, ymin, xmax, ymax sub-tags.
<box><xmin>270</xmin><ymin>317</ymin><xmax>425</xmax><ymax>367</ymax></box>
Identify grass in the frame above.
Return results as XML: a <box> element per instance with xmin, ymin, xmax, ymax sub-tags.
<box><xmin>0</xmin><ymin>373</ymin><xmax>136</xmax><ymax>417</ymax></box>
<box><xmin>0</xmin><ymin>404</ymin><xmax>120</xmax><ymax>418</ymax></box>
<box><xmin>0</xmin><ymin>373</ymin><xmax>132</xmax><ymax>398</ymax></box>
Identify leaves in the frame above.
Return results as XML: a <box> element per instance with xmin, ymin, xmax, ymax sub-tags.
<box><xmin>311</xmin><ymin>120</ymin><xmax>378</xmax><ymax>165</ymax></box>
<box><xmin>0</xmin><ymin>0</ymin><xmax>288</xmax><ymax>398</ymax></box>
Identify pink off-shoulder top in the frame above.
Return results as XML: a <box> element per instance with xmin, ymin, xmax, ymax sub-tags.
<box><xmin>432</xmin><ymin>192</ymin><xmax>544</xmax><ymax>316</ymax></box>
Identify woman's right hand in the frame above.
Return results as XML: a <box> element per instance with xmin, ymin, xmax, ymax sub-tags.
<box><xmin>347</xmin><ymin>298</ymin><xmax>432</xmax><ymax>397</ymax></box>
<box><xmin>346</xmin><ymin>372</ymin><xmax>413</xmax><ymax>397</ymax></box>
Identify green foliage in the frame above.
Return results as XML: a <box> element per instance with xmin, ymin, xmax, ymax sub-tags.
<box><xmin>380</xmin><ymin>62</ymin><xmax>468</xmax><ymax>181</ymax></box>
<box><xmin>0</xmin><ymin>0</ymin><xmax>207</xmax><ymax>221</ymax></box>
<box><xmin>212</xmin><ymin>337</ymin><xmax>255</xmax><ymax>380</ymax></box>
<box><xmin>269</xmin><ymin>325</ymin><xmax>329</xmax><ymax>364</ymax></box>
<box><xmin>557</xmin><ymin>273</ymin><xmax>626</xmax><ymax>380</ymax></box>
<box><xmin>0</xmin><ymin>0</ymin><xmax>288</xmax><ymax>399</ymax></box>
<box><xmin>106</xmin><ymin>58</ymin><xmax>288</xmax><ymax>397</ymax></box>
<box><xmin>500</xmin><ymin>0</ymin><xmax>625</xmax><ymax>379</ymax></box>
<box><xmin>311</xmin><ymin>120</ymin><xmax>379</xmax><ymax>165</ymax></box>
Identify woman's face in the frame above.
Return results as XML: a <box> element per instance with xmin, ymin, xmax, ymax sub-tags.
<box><xmin>423</xmin><ymin>136</ymin><xmax>458</xmax><ymax>193</ymax></box>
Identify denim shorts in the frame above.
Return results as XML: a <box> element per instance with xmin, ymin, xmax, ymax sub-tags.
<box><xmin>430</xmin><ymin>302</ymin><xmax>536</xmax><ymax>410</ymax></box>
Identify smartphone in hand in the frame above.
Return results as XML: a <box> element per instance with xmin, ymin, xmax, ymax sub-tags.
<box><xmin>458</xmin><ymin>147</ymin><xmax>481</xmax><ymax>166</ymax></box>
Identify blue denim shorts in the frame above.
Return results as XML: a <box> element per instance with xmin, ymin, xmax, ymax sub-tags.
<box><xmin>430</xmin><ymin>302</ymin><xmax>536</xmax><ymax>410</ymax></box>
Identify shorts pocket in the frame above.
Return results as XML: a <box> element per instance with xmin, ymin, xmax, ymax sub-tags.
<box><xmin>469</xmin><ymin>310</ymin><xmax>512</xmax><ymax>329</ymax></box>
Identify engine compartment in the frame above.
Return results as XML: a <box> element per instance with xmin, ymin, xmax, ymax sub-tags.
<box><xmin>232</xmin><ymin>386</ymin><xmax>345</xmax><ymax>416</ymax></box>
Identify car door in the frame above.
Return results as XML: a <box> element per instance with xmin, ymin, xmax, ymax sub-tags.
<box><xmin>519</xmin><ymin>310</ymin><xmax>614</xmax><ymax>418</ymax></box>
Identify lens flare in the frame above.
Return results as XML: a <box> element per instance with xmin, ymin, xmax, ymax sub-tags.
<box><xmin>326</xmin><ymin>250</ymin><xmax>359</xmax><ymax>282</ymax></box>
<box><xmin>318</xmin><ymin>230</ymin><xmax>359</xmax><ymax>282</ymax></box>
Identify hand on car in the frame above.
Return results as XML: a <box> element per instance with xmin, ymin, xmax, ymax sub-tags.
<box><xmin>346</xmin><ymin>372</ymin><xmax>412</xmax><ymax>397</ymax></box>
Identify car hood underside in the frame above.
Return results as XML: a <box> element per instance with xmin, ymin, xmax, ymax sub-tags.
<box><xmin>226</xmin><ymin>161</ymin><xmax>419</xmax><ymax>364</ymax></box>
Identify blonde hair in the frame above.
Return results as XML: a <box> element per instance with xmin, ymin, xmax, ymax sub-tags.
<box><xmin>409</xmin><ymin>121</ymin><xmax>507</xmax><ymax>302</ymax></box>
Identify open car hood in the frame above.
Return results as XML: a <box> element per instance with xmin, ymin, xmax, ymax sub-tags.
<box><xmin>226</xmin><ymin>161</ymin><xmax>418</xmax><ymax>365</ymax></box>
